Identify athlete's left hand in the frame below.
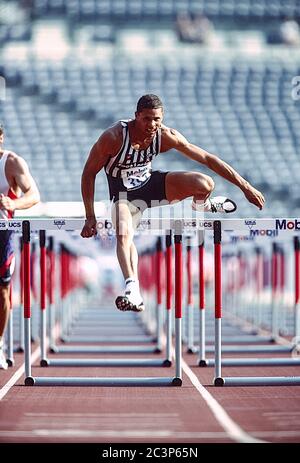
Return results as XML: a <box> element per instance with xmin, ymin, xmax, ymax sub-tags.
<box><xmin>0</xmin><ymin>194</ymin><xmax>15</xmax><ymax>211</ymax></box>
<box><xmin>243</xmin><ymin>185</ymin><xmax>265</xmax><ymax>210</ymax></box>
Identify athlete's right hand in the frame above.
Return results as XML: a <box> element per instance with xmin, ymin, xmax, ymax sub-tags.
<box><xmin>243</xmin><ymin>185</ymin><xmax>265</xmax><ymax>210</ymax></box>
<box><xmin>81</xmin><ymin>217</ymin><xmax>97</xmax><ymax>238</ymax></box>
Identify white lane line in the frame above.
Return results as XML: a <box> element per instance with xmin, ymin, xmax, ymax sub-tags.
<box><xmin>0</xmin><ymin>321</ymin><xmax>60</xmax><ymax>401</ymax></box>
<box><xmin>24</xmin><ymin>412</ymin><xmax>179</xmax><ymax>417</ymax></box>
<box><xmin>181</xmin><ymin>358</ymin><xmax>268</xmax><ymax>444</ymax></box>
<box><xmin>0</xmin><ymin>347</ymin><xmax>40</xmax><ymax>401</ymax></box>
<box><xmin>0</xmin><ymin>429</ymin><xmax>298</xmax><ymax>440</ymax></box>
<box><xmin>0</xmin><ymin>429</ymin><xmax>230</xmax><ymax>439</ymax></box>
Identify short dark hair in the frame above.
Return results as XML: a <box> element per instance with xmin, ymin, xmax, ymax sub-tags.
<box><xmin>136</xmin><ymin>94</ymin><xmax>163</xmax><ymax>112</ymax></box>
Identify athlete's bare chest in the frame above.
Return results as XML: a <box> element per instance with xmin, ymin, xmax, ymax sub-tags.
<box><xmin>130</xmin><ymin>136</ymin><xmax>154</xmax><ymax>151</ymax></box>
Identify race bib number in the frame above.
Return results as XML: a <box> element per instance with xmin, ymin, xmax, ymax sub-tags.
<box><xmin>122</xmin><ymin>166</ymin><xmax>151</xmax><ymax>190</ymax></box>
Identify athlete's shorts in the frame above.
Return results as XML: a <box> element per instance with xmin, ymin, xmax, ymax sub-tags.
<box><xmin>107</xmin><ymin>170</ymin><xmax>169</xmax><ymax>211</ymax></box>
<box><xmin>0</xmin><ymin>231</ymin><xmax>15</xmax><ymax>286</ymax></box>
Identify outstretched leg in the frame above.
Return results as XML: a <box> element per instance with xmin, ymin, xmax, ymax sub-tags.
<box><xmin>165</xmin><ymin>171</ymin><xmax>214</xmax><ymax>203</ymax></box>
<box><xmin>165</xmin><ymin>171</ymin><xmax>236</xmax><ymax>213</ymax></box>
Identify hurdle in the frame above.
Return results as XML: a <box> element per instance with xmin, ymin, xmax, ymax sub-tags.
<box><xmin>197</xmin><ymin>224</ymin><xmax>300</xmax><ymax>368</ymax></box>
<box><xmin>6</xmin><ymin>216</ymin><xmax>300</xmax><ymax>386</ymax></box>
<box><xmin>212</xmin><ymin>221</ymin><xmax>300</xmax><ymax>386</ymax></box>
<box><xmin>198</xmin><ymin>229</ymin><xmax>208</xmax><ymax>367</ymax></box>
<box><xmin>185</xmin><ymin>236</ymin><xmax>195</xmax><ymax>353</ymax></box>
<box><xmin>49</xmin><ymin>238</ymin><xmax>163</xmax><ymax>353</ymax></box>
<box><xmin>18</xmin><ymin>219</ymin><xmax>183</xmax><ymax>386</ymax></box>
<box><xmin>40</xmin><ymin>237</ymin><xmax>172</xmax><ymax>367</ymax></box>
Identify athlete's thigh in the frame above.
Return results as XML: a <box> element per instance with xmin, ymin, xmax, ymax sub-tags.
<box><xmin>165</xmin><ymin>171</ymin><xmax>211</xmax><ymax>202</ymax></box>
<box><xmin>111</xmin><ymin>200</ymin><xmax>142</xmax><ymax>235</ymax></box>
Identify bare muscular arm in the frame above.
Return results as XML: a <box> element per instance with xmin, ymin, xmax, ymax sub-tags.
<box><xmin>81</xmin><ymin>125</ymin><xmax>122</xmax><ymax>237</ymax></box>
<box><xmin>0</xmin><ymin>155</ymin><xmax>40</xmax><ymax>212</ymax></box>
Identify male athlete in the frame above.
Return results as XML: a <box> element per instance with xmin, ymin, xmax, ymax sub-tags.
<box><xmin>0</xmin><ymin>125</ymin><xmax>40</xmax><ymax>369</ymax></box>
<box><xmin>81</xmin><ymin>95</ymin><xmax>265</xmax><ymax>312</ymax></box>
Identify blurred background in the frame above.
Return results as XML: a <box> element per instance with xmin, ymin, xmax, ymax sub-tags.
<box><xmin>0</xmin><ymin>0</ymin><xmax>300</xmax><ymax>219</ymax></box>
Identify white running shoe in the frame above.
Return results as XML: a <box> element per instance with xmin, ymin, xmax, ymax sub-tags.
<box><xmin>115</xmin><ymin>279</ymin><xmax>145</xmax><ymax>312</ymax></box>
<box><xmin>0</xmin><ymin>349</ymin><xmax>8</xmax><ymax>370</ymax></box>
<box><xmin>192</xmin><ymin>196</ymin><xmax>237</xmax><ymax>214</ymax></box>
<box><xmin>115</xmin><ymin>294</ymin><xmax>145</xmax><ymax>312</ymax></box>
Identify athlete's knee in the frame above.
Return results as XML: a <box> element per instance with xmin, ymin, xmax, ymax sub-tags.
<box><xmin>116</xmin><ymin>228</ymin><xmax>134</xmax><ymax>247</ymax></box>
<box><xmin>205</xmin><ymin>176</ymin><xmax>215</xmax><ymax>193</ymax></box>
<box><xmin>193</xmin><ymin>174</ymin><xmax>214</xmax><ymax>196</ymax></box>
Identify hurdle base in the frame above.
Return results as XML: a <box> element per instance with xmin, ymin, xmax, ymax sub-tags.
<box><xmin>214</xmin><ymin>377</ymin><xmax>225</xmax><ymax>387</ymax></box>
<box><xmin>198</xmin><ymin>359</ymin><xmax>209</xmax><ymax>367</ymax></box>
<box><xmin>44</xmin><ymin>358</ymin><xmax>171</xmax><ymax>367</ymax></box>
<box><xmin>26</xmin><ymin>376</ymin><xmax>181</xmax><ymax>387</ymax></box>
<box><xmin>40</xmin><ymin>359</ymin><xmax>50</xmax><ymax>367</ymax></box>
<box><xmin>6</xmin><ymin>359</ymin><xmax>14</xmax><ymax>367</ymax></box>
<box><xmin>219</xmin><ymin>376</ymin><xmax>300</xmax><ymax>386</ymax></box>
<box><xmin>154</xmin><ymin>347</ymin><xmax>162</xmax><ymax>354</ymax></box>
<box><xmin>25</xmin><ymin>376</ymin><xmax>35</xmax><ymax>386</ymax></box>
<box><xmin>187</xmin><ymin>347</ymin><xmax>196</xmax><ymax>354</ymax></box>
<box><xmin>50</xmin><ymin>345</ymin><xmax>59</xmax><ymax>353</ymax></box>
<box><xmin>172</xmin><ymin>377</ymin><xmax>182</xmax><ymax>386</ymax></box>
<box><xmin>162</xmin><ymin>359</ymin><xmax>172</xmax><ymax>367</ymax></box>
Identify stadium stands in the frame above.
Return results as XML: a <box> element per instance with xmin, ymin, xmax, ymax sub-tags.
<box><xmin>0</xmin><ymin>0</ymin><xmax>299</xmax><ymax>217</ymax></box>
<box><xmin>29</xmin><ymin>0</ymin><xmax>300</xmax><ymax>22</ymax></box>
<box><xmin>1</xmin><ymin>54</ymin><xmax>299</xmax><ymax>217</ymax></box>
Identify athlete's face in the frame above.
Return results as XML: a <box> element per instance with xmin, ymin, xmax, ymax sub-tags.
<box><xmin>135</xmin><ymin>108</ymin><xmax>163</xmax><ymax>136</ymax></box>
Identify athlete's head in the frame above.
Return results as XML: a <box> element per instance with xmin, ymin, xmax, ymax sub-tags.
<box><xmin>136</xmin><ymin>94</ymin><xmax>163</xmax><ymax>112</ymax></box>
<box><xmin>0</xmin><ymin>125</ymin><xmax>3</xmax><ymax>146</ymax></box>
<box><xmin>135</xmin><ymin>94</ymin><xmax>164</xmax><ymax>135</ymax></box>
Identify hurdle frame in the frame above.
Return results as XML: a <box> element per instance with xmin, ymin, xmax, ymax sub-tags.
<box><xmin>3</xmin><ymin>216</ymin><xmax>299</xmax><ymax>387</ymax></box>
<box><xmin>212</xmin><ymin>221</ymin><xmax>300</xmax><ymax>386</ymax></box>
<box><xmin>20</xmin><ymin>220</ymin><xmax>183</xmax><ymax>386</ymax></box>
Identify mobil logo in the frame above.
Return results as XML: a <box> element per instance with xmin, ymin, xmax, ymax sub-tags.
<box><xmin>276</xmin><ymin>219</ymin><xmax>300</xmax><ymax>230</ymax></box>
<box><xmin>250</xmin><ymin>229</ymin><xmax>278</xmax><ymax>238</ymax></box>
<box><xmin>104</xmin><ymin>220</ymin><xmax>113</xmax><ymax>229</ymax></box>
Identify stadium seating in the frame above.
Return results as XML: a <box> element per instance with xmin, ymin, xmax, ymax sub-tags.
<box><xmin>1</xmin><ymin>53</ymin><xmax>299</xmax><ymax>217</ymax></box>
<box><xmin>30</xmin><ymin>0</ymin><xmax>300</xmax><ymax>22</ymax></box>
